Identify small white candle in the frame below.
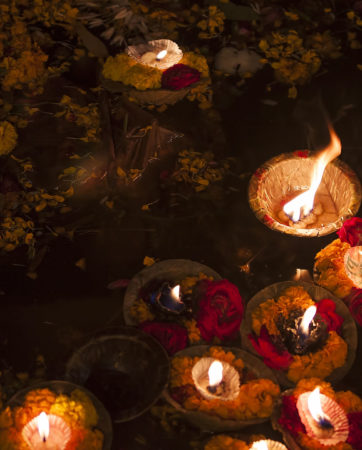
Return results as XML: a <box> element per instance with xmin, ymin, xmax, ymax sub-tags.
<box><xmin>156</xmin><ymin>50</ymin><xmax>167</xmax><ymax>60</ymax></box>
<box><xmin>22</xmin><ymin>413</ymin><xmax>71</xmax><ymax>450</ymax></box>
<box><xmin>250</xmin><ymin>440</ymin><xmax>288</xmax><ymax>450</ymax></box>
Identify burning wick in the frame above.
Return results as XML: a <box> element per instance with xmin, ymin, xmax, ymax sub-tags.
<box><xmin>283</xmin><ymin>125</ymin><xmax>341</xmax><ymax>223</ymax></box>
<box><xmin>156</xmin><ymin>50</ymin><xmax>167</xmax><ymax>61</ymax></box>
<box><xmin>299</xmin><ymin>305</ymin><xmax>317</xmax><ymax>338</ymax></box>
<box><xmin>171</xmin><ymin>284</ymin><xmax>182</xmax><ymax>303</ymax></box>
<box><xmin>37</xmin><ymin>412</ymin><xmax>49</xmax><ymax>443</ymax></box>
<box><xmin>308</xmin><ymin>387</ymin><xmax>334</xmax><ymax>431</ymax></box>
<box><xmin>207</xmin><ymin>360</ymin><xmax>224</xmax><ymax>394</ymax></box>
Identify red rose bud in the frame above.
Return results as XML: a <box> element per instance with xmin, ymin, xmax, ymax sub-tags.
<box><xmin>139</xmin><ymin>321</ymin><xmax>188</xmax><ymax>355</ymax></box>
<box><xmin>337</xmin><ymin>217</ymin><xmax>362</xmax><ymax>247</ymax></box>
<box><xmin>161</xmin><ymin>64</ymin><xmax>201</xmax><ymax>91</ymax></box>
<box><xmin>196</xmin><ymin>279</ymin><xmax>244</xmax><ymax>342</ymax></box>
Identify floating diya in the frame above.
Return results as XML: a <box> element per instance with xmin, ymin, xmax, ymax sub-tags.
<box><xmin>296</xmin><ymin>387</ymin><xmax>349</xmax><ymax>445</ymax></box>
<box><xmin>248</xmin><ymin>125</ymin><xmax>361</xmax><ymax>237</ymax></box>
<box><xmin>22</xmin><ymin>412</ymin><xmax>71</xmax><ymax>450</ymax></box>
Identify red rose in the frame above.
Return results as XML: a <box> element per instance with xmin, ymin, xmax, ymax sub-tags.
<box><xmin>139</xmin><ymin>321</ymin><xmax>188</xmax><ymax>355</ymax></box>
<box><xmin>196</xmin><ymin>279</ymin><xmax>244</xmax><ymax>342</ymax></box>
<box><xmin>316</xmin><ymin>298</ymin><xmax>344</xmax><ymax>333</ymax></box>
<box><xmin>161</xmin><ymin>64</ymin><xmax>201</xmax><ymax>90</ymax></box>
<box><xmin>347</xmin><ymin>411</ymin><xmax>362</xmax><ymax>448</ymax></box>
<box><xmin>337</xmin><ymin>217</ymin><xmax>362</xmax><ymax>246</ymax></box>
<box><xmin>345</xmin><ymin>287</ymin><xmax>362</xmax><ymax>326</ymax></box>
<box><xmin>278</xmin><ymin>395</ymin><xmax>306</xmax><ymax>438</ymax></box>
<box><xmin>248</xmin><ymin>326</ymin><xmax>293</xmax><ymax>370</ymax></box>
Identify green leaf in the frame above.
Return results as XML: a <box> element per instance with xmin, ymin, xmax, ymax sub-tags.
<box><xmin>74</xmin><ymin>22</ymin><xmax>109</xmax><ymax>58</ymax></box>
<box><xmin>218</xmin><ymin>2</ymin><xmax>257</xmax><ymax>21</ymax></box>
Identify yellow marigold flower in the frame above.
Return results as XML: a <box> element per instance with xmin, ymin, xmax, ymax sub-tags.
<box><xmin>287</xmin><ymin>331</ymin><xmax>348</xmax><ymax>383</ymax></box>
<box><xmin>102</xmin><ymin>54</ymin><xmax>162</xmax><ymax>90</ymax></box>
<box><xmin>335</xmin><ymin>390</ymin><xmax>362</xmax><ymax>413</ymax></box>
<box><xmin>0</xmin><ymin>121</ymin><xmax>17</xmax><ymax>155</ymax></box>
<box><xmin>314</xmin><ymin>238</ymin><xmax>354</xmax><ymax>298</ymax></box>
<box><xmin>182</xmin><ymin>318</ymin><xmax>201</xmax><ymax>344</ymax></box>
<box><xmin>284</xmin><ymin>11</ymin><xmax>299</xmax><ymax>21</ymax></box>
<box><xmin>288</xmin><ymin>86</ymin><xmax>298</xmax><ymax>98</ymax></box>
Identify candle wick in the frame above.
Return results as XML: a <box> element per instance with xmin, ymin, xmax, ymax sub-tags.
<box><xmin>43</xmin><ymin>436</ymin><xmax>46</xmax><ymax>443</ymax></box>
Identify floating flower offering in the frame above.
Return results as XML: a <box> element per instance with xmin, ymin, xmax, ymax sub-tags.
<box><xmin>248</xmin><ymin>126</ymin><xmax>361</xmax><ymax>237</ymax></box>
<box><xmin>124</xmin><ymin>259</ymin><xmax>244</xmax><ymax>355</ymax></box>
<box><xmin>0</xmin><ymin>383</ymin><xmax>109</xmax><ymax>449</ymax></box>
<box><xmin>241</xmin><ymin>282</ymin><xmax>357</xmax><ymax>385</ymax></box>
<box><xmin>167</xmin><ymin>346</ymin><xmax>280</xmax><ymax>426</ymax></box>
<box><xmin>275</xmin><ymin>378</ymin><xmax>362</xmax><ymax>449</ymax></box>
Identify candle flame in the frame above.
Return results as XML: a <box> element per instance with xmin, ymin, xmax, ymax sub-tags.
<box><xmin>307</xmin><ymin>387</ymin><xmax>331</xmax><ymax>424</ymax></box>
<box><xmin>37</xmin><ymin>412</ymin><xmax>49</xmax><ymax>441</ymax></box>
<box><xmin>171</xmin><ymin>284</ymin><xmax>182</xmax><ymax>303</ymax></box>
<box><xmin>156</xmin><ymin>50</ymin><xmax>167</xmax><ymax>60</ymax></box>
<box><xmin>283</xmin><ymin>125</ymin><xmax>341</xmax><ymax>222</ymax></box>
<box><xmin>251</xmin><ymin>441</ymin><xmax>269</xmax><ymax>450</ymax></box>
<box><xmin>300</xmin><ymin>305</ymin><xmax>317</xmax><ymax>335</ymax></box>
<box><xmin>208</xmin><ymin>360</ymin><xmax>223</xmax><ymax>386</ymax></box>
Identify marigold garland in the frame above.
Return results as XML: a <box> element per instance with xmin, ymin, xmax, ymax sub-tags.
<box><xmin>250</xmin><ymin>286</ymin><xmax>348</xmax><ymax>383</ymax></box>
<box><xmin>0</xmin><ymin>388</ymin><xmax>103</xmax><ymax>450</ymax></box>
<box><xmin>170</xmin><ymin>347</ymin><xmax>280</xmax><ymax>421</ymax></box>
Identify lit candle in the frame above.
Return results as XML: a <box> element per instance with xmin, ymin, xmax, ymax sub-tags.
<box><xmin>299</xmin><ymin>305</ymin><xmax>317</xmax><ymax>338</ymax></box>
<box><xmin>307</xmin><ymin>387</ymin><xmax>333</xmax><ymax>432</ymax></box>
<box><xmin>152</xmin><ymin>282</ymin><xmax>185</xmax><ymax>314</ymax></box>
<box><xmin>22</xmin><ymin>412</ymin><xmax>71</xmax><ymax>450</ymax></box>
<box><xmin>156</xmin><ymin>50</ymin><xmax>167</xmax><ymax>61</ymax></box>
<box><xmin>296</xmin><ymin>388</ymin><xmax>349</xmax><ymax>444</ymax></box>
<box><xmin>191</xmin><ymin>357</ymin><xmax>240</xmax><ymax>401</ymax></box>
<box><xmin>207</xmin><ymin>360</ymin><xmax>223</xmax><ymax>394</ymax></box>
<box><xmin>250</xmin><ymin>439</ymin><xmax>288</xmax><ymax>450</ymax></box>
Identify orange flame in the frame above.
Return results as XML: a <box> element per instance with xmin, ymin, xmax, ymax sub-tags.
<box><xmin>284</xmin><ymin>125</ymin><xmax>341</xmax><ymax>222</ymax></box>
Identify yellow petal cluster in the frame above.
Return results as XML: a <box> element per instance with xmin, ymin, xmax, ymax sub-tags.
<box><xmin>129</xmin><ymin>298</ymin><xmax>156</xmax><ymax>324</ymax></box>
<box><xmin>0</xmin><ymin>121</ymin><xmax>17</xmax><ymax>155</ymax></box>
<box><xmin>314</xmin><ymin>238</ymin><xmax>354</xmax><ymax>298</ymax></box>
<box><xmin>0</xmin><ymin>217</ymin><xmax>34</xmax><ymax>252</ymax></box>
<box><xmin>102</xmin><ymin>54</ymin><xmax>162</xmax><ymax>91</ymax></box>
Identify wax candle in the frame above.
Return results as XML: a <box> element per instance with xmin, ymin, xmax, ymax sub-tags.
<box><xmin>22</xmin><ymin>413</ymin><xmax>71</xmax><ymax>450</ymax></box>
<box><xmin>191</xmin><ymin>357</ymin><xmax>240</xmax><ymax>401</ymax></box>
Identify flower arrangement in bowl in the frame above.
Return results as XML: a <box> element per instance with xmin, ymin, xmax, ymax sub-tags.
<box><xmin>101</xmin><ymin>41</ymin><xmax>211</xmax><ymax>106</ymax></box>
<box><xmin>240</xmin><ymin>281</ymin><xmax>357</xmax><ymax>387</ymax></box>
<box><xmin>163</xmin><ymin>345</ymin><xmax>280</xmax><ymax>432</ymax></box>
<box><xmin>314</xmin><ymin>217</ymin><xmax>362</xmax><ymax>326</ymax></box>
<box><xmin>123</xmin><ymin>259</ymin><xmax>245</xmax><ymax>355</ymax></box>
<box><xmin>0</xmin><ymin>380</ymin><xmax>112</xmax><ymax>450</ymax></box>
<box><xmin>273</xmin><ymin>377</ymin><xmax>362</xmax><ymax>449</ymax></box>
